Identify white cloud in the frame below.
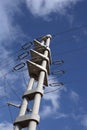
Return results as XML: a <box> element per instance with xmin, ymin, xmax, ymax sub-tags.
<box><xmin>40</xmin><ymin>76</ymin><xmax>65</xmax><ymax>118</ymax></box>
<box><xmin>26</xmin><ymin>0</ymin><xmax>82</xmax><ymax>17</ymax></box>
<box><xmin>40</xmin><ymin>106</ymin><xmax>52</xmax><ymax>118</ymax></box>
<box><xmin>69</xmin><ymin>90</ymin><xmax>79</xmax><ymax>103</ymax></box>
<box><xmin>44</xmin><ymin>90</ymin><xmax>60</xmax><ymax>110</ymax></box>
<box><xmin>0</xmin><ymin>0</ymin><xmax>23</xmax><ymax>42</ymax></box>
<box><xmin>55</xmin><ymin>112</ymin><xmax>68</xmax><ymax>119</ymax></box>
<box><xmin>81</xmin><ymin>115</ymin><xmax>87</xmax><ymax>128</ymax></box>
<box><xmin>0</xmin><ymin>45</ymin><xmax>27</xmax><ymax>98</ymax></box>
<box><xmin>40</xmin><ymin>88</ymin><xmax>64</xmax><ymax>118</ymax></box>
<box><xmin>0</xmin><ymin>0</ymin><xmax>28</xmax><ymax>97</ymax></box>
<box><xmin>0</xmin><ymin>122</ymin><xmax>13</xmax><ymax>130</ymax></box>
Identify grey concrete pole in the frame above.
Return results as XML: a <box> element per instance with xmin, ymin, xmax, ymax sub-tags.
<box><xmin>19</xmin><ymin>77</ymin><xmax>35</xmax><ymax>116</ymax></box>
<box><xmin>19</xmin><ymin>78</ymin><xmax>34</xmax><ymax>116</ymax></box>
<box><xmin>14</xmin><ymin>35</ymin><xmax>51</xmax><ymax>130</ymax></box>
<box><xmin>28</xmin><ymin>73</ymin><xmax>45</xmax><ymax>130</ymax></box>
<box><xmin>28</xmin><ymin>35</ymin><xmax>51</xmax><ymax>130</ymax></box>
<box><xmin>14</xmin><ymin>77</ymin><xmax>35</xmax><ymax>130</ymax></box>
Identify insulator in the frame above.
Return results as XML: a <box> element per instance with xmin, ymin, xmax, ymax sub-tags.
<box><xmin>21</xmin><ymin>42</ymin><xmax>33</xmax><ymax>50</ymax></box>
<box><xmin>17</xmin><ymin>51</ymin><xmax>29</xmax><ymax>60</ymax></box>
<box><xmin>7</xmin><ymin>102</ymin><xmax>20</xmax><ymax>108</ymax></box>
<box><xmin>13</xmin><ymin>62</ymin><xmax>25</xmax><ymax>71</ymax></box>
<box><xmin>52</xmin><ymin>60</ymin><xmax>64</xmax><ymax>65</ymax></box>
<box><xmin>49</xmin><ymin>82</ymin><xmax>64</xmax><ymax>87</ymax></box>
<box><xmin>7</xmin><ymin>102</ymin><xmax>32</xmax><ymax>112</ymax></box>
<box><xmin>51</xmin><ymin>70</ymin><xmax>65</xmax><ymax>75</ymax></box>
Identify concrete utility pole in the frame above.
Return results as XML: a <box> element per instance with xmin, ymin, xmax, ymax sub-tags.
<box><xmin>14</xmin><ymin>34</ymin><xmax>52</xmax><ymax>130</ymax></box>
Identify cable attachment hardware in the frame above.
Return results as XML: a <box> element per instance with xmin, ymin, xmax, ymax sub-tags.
<box><xmin>7</xmin><ymin>102</ymin><xmax>32</xmax><ymax>112</ymax></box>
<box><xmin>21</xmin><ymin>42</ymin><xmax>33</xmax><ymax>50</ymax></box>
<box><xmin>13</xmin><ymin>62</ymin><xmax>26</xmax><ymax>71</ymax></box>
<box><xmin>17</xmin><ymin>51</ymin><xmax>29</xmax><ymax>60</ymax></box>
<box><xmin>49</xmin><ymin>82</ymin><xmax>64</xmax><ymax>87</ymax></box>
<box><xmin>52</xmin><ymin>60</ymin><xmax>64</xmax><ymax>65</ymax></box>
<box><xmin>51</xmin><ymin>70</ymin><xmax>65</xmax><ymax>75</ymax></box>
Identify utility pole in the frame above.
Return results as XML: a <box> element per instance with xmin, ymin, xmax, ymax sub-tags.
<box><xmin>14</xmin><ymin>34</ymin><xmax>52</xmax><ymax>130</ymax></box>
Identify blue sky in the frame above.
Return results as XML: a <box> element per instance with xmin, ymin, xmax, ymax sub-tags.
<box><xmin>0</xmin><ymin>0</ymin><xmax>87</xmax><ymax>130</ymax></box>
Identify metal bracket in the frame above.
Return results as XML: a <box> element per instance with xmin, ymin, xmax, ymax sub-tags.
<box><xmin>14</xmin><ymin>114</ymin><xmax>40</xmax><ymax>128</ymax></box>
<box><xmin>27</xmin><ymin>60</ymin><xmax>48</xmax><ymax>86</ymax></box>
<box><xmin>34</xmin><ymin>39</ymin><xmax>52</xmax><ymax>64</ymax></box>
<box><xmin>30</xmin><ymin>49</ymin><xmax>50</xmax><ymax>74</ymax></box>
<box><xmin>23</xmin><ymin>88</ymin><xmax>44</xmax><ymax>100</ymax></box>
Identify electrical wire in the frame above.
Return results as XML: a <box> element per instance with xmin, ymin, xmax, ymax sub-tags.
<box><xmin>1</xmin><ymin>40</ymin><xmax>84</xmax><ymax>76</ymax></box>
<box><xmin>52</xmin><ymin>45</ymin><xmax>87</xmax><ymax>56</ymax></box>
<box><xmin>3</xmin><ymin>77</ymin><xmax>14</xmax><ymax>123</ymax></box>
<box><xmin>6</xmin><ymin>77</ymin><xmax>22</xmax><ymax>101</ymax></box>
<box><xmin>7</xmin><ymin>104</ymin><xmax>13</xmax><ymax>123</ymax></box>
<box><xmin>1</xmin><ymin>41</ymin><xmax>87</xmax><ymax>77</ymax></box>
<box><xmin>0</xmin><ymin>76</ymin><xmax>87</xmax><ymax>110</ymax></box>
<box><xmin>0</xmin><ymin>61</ymin><xmax>87</xmax><ymax>93</ymax></box>
<box><xmin>45</xmin><ymin>77</ymin><xmax>87</xmax><ymax>94</ymax></box>
<box><xmin>0</xmin><ymin>38</ymin><xmax>47</xmax><ymax>68</ymax></box>
<box><xmin>52</xmin><ymin>24</ymin><xmax>87</xmax><ymax>38</ymax></box>
<box><xmin>0</xmin><ymin>36</ymin><xmax>86</xmax><ymax>79</ymax></box>
<box><xmin>0</xmin><ymin>104</ymin><xmax>8</xmax><ymax>109</ymax></box>
<box><xmin>21</xmin><ymin>71</ymin><xmax>28</xmax><ymax>87</ymax></box>
<box><xmin>0</xmin><ymin>45</ymin><xmax>45</xmax><ymax>73</ymax></box>
<box><xmin>0</xmin><ymin>57</ymin><xmax>87</xmax><ymax>82</ymax></box>
<box><xmin>0</xmin><ymin>23</ymin><xmax>87</xmax><ymax>111</ymax></box>
<box><xmin>0</xmin><ymin>42</ymin><xmax>33</xmax><ymax>64</ymax></box>
<box><xmin>1</xmin><ymin>23</ymin><xmax>87</xmax><ymax>70</ymax></box>
<box><xmin>0</xmin><ymin>57</ymin><xmax>63</xmax><ymax>79</ymax></box>
<box><xmin>44</xmin><ymin>86</ymin><xmax>64</xmax><ymax>94</ymax></box>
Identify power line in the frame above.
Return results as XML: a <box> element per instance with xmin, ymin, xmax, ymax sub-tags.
<box><xmin>0</xmin><ymin>57</ymin><xmax>87</xmax><ymax>81</ymax></box>
<box><xmin>52</xmin><ymin>45</ymin><xmax>87</xmax><ymax>57</ymax></box>
<box><xmin>7</xmin><ymin>104</ymin><xmax>14</xmax><ymax>123</ymax></box>
<box><xmin>1</xmin><ymin>41</ymin><xmax>87</xmax><ymax>77</ymax></box>
<box><xmin>52</xmin><ymin>24</ymin><xmax>87</xmax><ymax>38</ymax></box>
<box><xmin>0</xmin><ymin>76</ymin><xmax>87</xmax><ymax>110</ymax></box>
<box><xmin>44</xmin><ymin>77</ymin><xmax>87</xmax><ymax>94</ymax></box>
<box><xmin>45</xmin><ymin>87</ymin><xmax>63</xmax><ymax>94</ymax></box>
<box><xmin>6</xmin><ymin>77</ymin><xmax>23</xmax><ymax>101</ymax></box>
<box><xmin>0</xmin><ymin>104</ymin><xmax>8</xmax><ymax>109</ymax></box>
<box><xmin>1</xmin><ymin>23</ymin><xmax>87</xmax><ymax>69</ymax></box>
<box><xmin>0</xmin><ymin>58</ymin><xmax>63</xmax><ymax>79</ymax></box>
<box><xmin>0</xmin><ymin>23</ymin><xmax>87</xmax><ymax>75</ymax></box>
<box><xmin>0</xmin><ymin>42</ymin><xmax>33</xmax><ymax>64</ymax></box>
<box><xmin>0</xmin><ymin>45</ymin><xmax>46</xmax><ymax>73</ymax></box>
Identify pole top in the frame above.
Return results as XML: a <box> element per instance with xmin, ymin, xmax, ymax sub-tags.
<box><xmin>41</xmin><ymin>34</ymin><xmax>52</xmax><ymax>41</ymax></box>
<box><xmin>46</xmin><ymin>34</ymin><xmax>52</xmax><ymax>39</ymax></box>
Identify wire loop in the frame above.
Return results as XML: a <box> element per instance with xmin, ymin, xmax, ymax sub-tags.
<box><xmin>51</xmin><ymin>70</ymin><xmax>65</xmax><ymax>75</ymax></box>
<box><xmin>52</xmin><ymin>60</ymin><xmax>64</xmax><ymax>65</ymax></box>
<box><xmin>17</xmin><ymin>51</ymin><xmax>29</xmax><ymax>60</ymax></box>
<box><xmin>13</xmin><ymin>62</ymin><xmax>26</xmax><ymax>71</ymax></box>
<box><xmin>49</xmin><ymin>82</ymin><xmax>64</xmax><ymax>87</ymax></box>
<box><xmin>21</xmin><ymin>42</ymin><xmax>33</xmax><ymax>50</ymax></box>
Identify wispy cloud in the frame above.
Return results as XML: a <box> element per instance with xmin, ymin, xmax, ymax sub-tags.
<box><xmin>40</xmin><ymin>76</ymin><xmax>65</xmax><ymax>118</ymax></box>
<box><xmin>81</xmin><ymin>115</ymin><xmax>87</xmax><ymax>128</ymax></box>
<box><xmin>40</xmin><ymin>105</ymin><xmax>52</xmax><ymax>118</ymax></box>
<box><xmin>0</xmin><ymin>0</ymin><xmax>28</xmax><ymax>99</ymax></box>
<box><xmin>69</xmin><ymin>90</ymin><xmax>79</xmax><ymax>103</ymax></box>
<box><xmin>0</xmin><ymin>122</ymin><xmax>13</xmax><ymax>130</ymax></box>
<box><xmin>71</xmin><ymin>113</ymin><xmax>87</xmax><ymax>129</ymax></box>
<box><xmin>55</xmin><ymin>112</ymin><xmax>68</xmax><ymax>119</ymax></box>
<box><xmin>26</xmin><ymin>0</ymin><xmax>82</xmax><ymax>17</ymax></box>
<box><xmin>0</xmin><ymin>0</ymin><xmax>23</xmax><ymax>42</ymax></box>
